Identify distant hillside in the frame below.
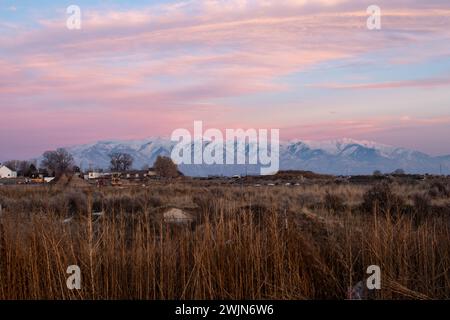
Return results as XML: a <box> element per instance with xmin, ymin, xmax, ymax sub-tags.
<box><xmin>43</xmin><ymin>137</ymin><xmax>450</xmax><ymax>177</ymax></box>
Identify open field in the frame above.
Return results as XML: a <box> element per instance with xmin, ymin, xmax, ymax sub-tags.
<box><xmin>1</xmin><ymin>177</ymin><xmax>450</xmax><ymax>300</ymax></box>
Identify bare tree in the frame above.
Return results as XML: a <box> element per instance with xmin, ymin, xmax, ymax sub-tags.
<box><xmin>110</xmin><ymin>153</ymin><xmax>121</xmax><ymax>172</ymax></box>
<box><xmin>153</xmin><ymin>156</ymin><xmax>179</xmax><ymax>178</ymax></box>
<box><xmin>120</xmin><ymin>153</ymin><xmax>133</xmax><ymax>171</ymax></box>
<box><xmin>41</xmin><ymin>148</ymin><xmax>74</xmax><ymax>177</ymax></box>
<box><xmin>26</xmin><ymin>163</ymin><xmax>38</xmax><ymax>177</ymax></box>
<box><xmin>3</xmin><ymin>160</ymin><xmax>37</xmax><ymax>177</ymax></box>
<box><xmin>109</xmin><ymin>152</ymin><xmax>134</xmax><ymax>172</ymax></box>
<box><xmin>3</xmin><ymin>160</ymin><xmax>20</xmax><ymax>171</ymax></box>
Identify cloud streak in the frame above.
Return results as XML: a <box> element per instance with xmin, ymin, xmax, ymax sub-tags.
<box><xmin>1</xmin><ymin>0</ymin><xmax>450</xmax><ymax>159</ymax></box>
<box><xmin>310</xmin><ymin>77</ymin><xmax>450</xmax><ymax>90</ymax></box>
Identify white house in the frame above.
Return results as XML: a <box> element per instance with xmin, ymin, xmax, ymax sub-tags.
<box><xmin>88</xmin><ymin>172</ymin><xmax>101</xmax><ymax>179</ymax></box>
<box><xmin>0</xmin><ymin>165</ymin><xmax>17</xmax><ymax>179</ymax></box>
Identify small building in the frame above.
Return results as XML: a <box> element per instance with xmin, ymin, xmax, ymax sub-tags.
<box><xmin>124</xmin><ymin>170</ymin><xmax>148</xmax><ymax>180</ymax></box>
<box><xmin>0</xmin><ymin>165</ymin><xmax>17</xmax><ymax>179</ymax></box>
<box><xmin>88</xmin><ymin>172</ymin><xmax>102</xmax><ymax>179</ymax></box>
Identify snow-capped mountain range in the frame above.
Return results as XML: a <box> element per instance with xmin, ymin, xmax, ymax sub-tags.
<box><xmin>58</xmin><ymin>137</ymin><xmax>450</xmax><ymax>176</ymax></box>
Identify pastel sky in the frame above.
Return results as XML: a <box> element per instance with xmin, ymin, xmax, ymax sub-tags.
<box><xmin>1</xmin><ymin>0</ymin><xmax>450</xmax><ymax>161</ymax></box>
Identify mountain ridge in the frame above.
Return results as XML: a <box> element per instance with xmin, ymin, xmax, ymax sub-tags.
<box><xmin>51</xmin><ymin>137</ymin><xmax>450</xmax><ymax>176</ymax></box>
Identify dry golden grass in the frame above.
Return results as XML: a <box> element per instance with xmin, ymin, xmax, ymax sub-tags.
<box><xmin>0</xmin><ymin>179</ymin><xmax>449</xmax><ymax>300</ymax></box>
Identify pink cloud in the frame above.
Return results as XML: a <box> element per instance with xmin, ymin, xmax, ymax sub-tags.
<box><xmin>309</xmin><ymin>78</ymin><xmax>450</xmax><ymax>90</ymax></box>
<box><xmin>1</xmin><ymin>1</ymin><xmax>450</xmax><ymax>159</ymax></box>
<box><xmin>280</xmin><ymin>115</ymin><xmax>450</xmax><ymax>145</ymax></box>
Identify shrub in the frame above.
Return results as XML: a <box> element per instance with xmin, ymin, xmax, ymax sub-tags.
<box><xmin>193</xmin><ymin>193</ymin><xmax>216</xmax><ymax>222</ymax></box>
<box><xmin>153</xmin><ymin>156</ymin><xmax>179</xmax><ymax>178</ymax></box>
<box><xmin>412</xmin><ymin>193</ymin><xmax>432</xmax><ymax>224</ymax></box>
<box><xmin>65</xmin><ymin>190</ymin><xmax>88</xmax><ymax>215</ymax></box>
<box><xmin>148</xmin><ymin>195</ymin><xmax>163</xmax><ymax>208</ymax></box>
<box><xmin>361</xmin><ymin>183</ymin><xmax>405</xmax><ymax>217</ymax></box>
<box><xmin>297</xmin><ymin>194</ymin><xmax>313</xmax><ymax>208</ymax></box>
<box><xmin>103</xmin><ymin>194</ymin><xmax>140</xmax><ymax>213</ymax></box>
<box><xmin>92</xmin><ymin>191</ymin><xmax>104</xmax><ymax>212</ymax></box>
<box><xmin>428</xmin><ymin>181</ymin><xmax>449</xmax><ymax>198</ymax></box>
<box><xmin>324</xmin><ymin>192</ymin><xmax>346</xmax><ymax>213</ymax></box>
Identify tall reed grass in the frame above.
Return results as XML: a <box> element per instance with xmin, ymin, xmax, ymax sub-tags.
<box><xmin>0</xmin><ymin>181</ymin><xmax>449</xmax><ymax>299</ymax></box>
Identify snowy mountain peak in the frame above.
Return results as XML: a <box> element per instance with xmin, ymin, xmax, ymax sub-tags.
<box><xmin>288</xmin><ymin>138</ymin><xmax>401</xmax><ymax>157</ymax></box>
<box><xmin>56</xmin><ymin>137</ymin><xmax>450</xmax><ymax>176</ymax></box>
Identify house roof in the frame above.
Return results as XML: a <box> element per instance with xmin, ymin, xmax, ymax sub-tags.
<box><xmin>0</xmin><ymin>165</ymin><xmax>14</xmax><ymax>172</ymax></box>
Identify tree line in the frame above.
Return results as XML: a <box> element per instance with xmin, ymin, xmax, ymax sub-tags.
<box><xmin>3</xmin><ymin>149</ymin><xmax>179</xmax><ymax>178</ymax></box>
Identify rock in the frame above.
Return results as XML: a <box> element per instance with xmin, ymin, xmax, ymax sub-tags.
<box><xmin>163</xmin><ymin>208</ymin><xmax>194</xmax><ymax>224</ymax></box>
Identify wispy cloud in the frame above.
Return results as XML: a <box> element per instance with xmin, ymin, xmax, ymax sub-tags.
<box><xmin>1</xmin><ymin>0</ymin><xmax>450</xmax><ymax>159</ymax></box>
<box><xmin>309</xmin><ymin>77</ymin><xmax>450</xmax><ymax>90</ymax></box>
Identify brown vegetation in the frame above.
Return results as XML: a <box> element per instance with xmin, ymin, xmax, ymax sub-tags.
<box><xmin>0</xmin><ymin>178</ymin><xmax>449</xmax><ymax>300</ymax></box>
<box><xmin>153</xmin><ymin>156</ymin><xmax>180</xmax><ymax>178</ymax></box>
